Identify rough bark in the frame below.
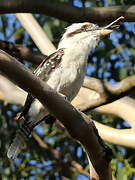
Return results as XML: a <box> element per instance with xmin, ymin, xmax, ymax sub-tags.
<box><xmin>0</xmin><ymin>0</ymin><xmax>134</xmax><ymax>23</ymax></box>
<box><xmin>0</xmin><ymin>49</ymin><xmax>112</xmax><ymax>179</ymax></box>
<box><xmin>0</xmin><ymin>40</ymin><xmax>45</xmax><ymax>64</ymax></box>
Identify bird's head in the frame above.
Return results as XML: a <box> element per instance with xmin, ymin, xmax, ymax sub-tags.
<box><xmin>58</xmin><ymin>17</ymin><xmax>124</xmax><ymax>52</ymax></box>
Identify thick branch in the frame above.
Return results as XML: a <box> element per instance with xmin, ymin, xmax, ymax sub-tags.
<box><xmin>0</xmin><ymin>40</ymin><xmax>45</xmax><ymax>64</ymax></box>
<box><xmin>0</xmin><ymin>0</ymin><xmax>134</xmax><ymax>23</ymax></box>
<box><xmin>94</xmin><ymin>121</ymin><xmax>135</xmax><ymax>148</ymax></box>
<box><xmin>0</xmin><ymin>74</ymin><xmax>27</xmax><ymax>105</ymax></box>
<box><xmin>1</xmin><ymin>75</ymin><xmax>135</xmax><ymax>148</ymax></box>
<box><xmin>95</xmin><ymin>97</ymin><xmax>135</xmax><ymax>128</ymax></box>
<box><xmin>79</xmin><ymin>76</ymin><xmax>135</xmax><ymax>111</ymax></box>
<box><xmin>16</xmin><ymin>13</ymin><xmax>56</xmax><ymax>55</ymax></box>
<box><xmin>0</xmin><ymin>50</ymin><xmax>112</xmax><ymax>179</ymax></box>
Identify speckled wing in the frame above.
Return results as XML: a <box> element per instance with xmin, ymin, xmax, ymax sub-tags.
<box><xmin>19</xmin><ymin>48</ymin><xmax>64</xmax><ymax>119</ymax></box>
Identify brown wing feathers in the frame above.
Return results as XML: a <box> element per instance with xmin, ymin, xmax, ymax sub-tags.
<box><xmin>19</xmin><ymin>48</ymin><xmax>64</xmax><ymax>119</ymax></box>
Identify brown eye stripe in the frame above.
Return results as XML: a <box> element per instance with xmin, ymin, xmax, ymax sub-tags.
<box><xmin>66</xmin><ymin>24</ymin><xmax>95</xmax><ymax>38</ymax></box>
<box><xmin>66</xmin><ymin>29</ymin><xmax>84</xmax><ymax>37</ymax></box>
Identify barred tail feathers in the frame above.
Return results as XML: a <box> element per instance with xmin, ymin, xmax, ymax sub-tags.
<box><xmin>7</xmin><ymin>108</ymin><xmax>48</xmax><ymax>158</ymax></box>
<box><xmin>7</xmin><ymin>123</ymin><xmax>31</xmax><ymax>159</ymax></box>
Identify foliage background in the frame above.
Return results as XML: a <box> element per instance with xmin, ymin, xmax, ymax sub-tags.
<box><xmin>0</xmin><ymin>0</ymin><xmax>135</xmax><ymax>179</ymax></box>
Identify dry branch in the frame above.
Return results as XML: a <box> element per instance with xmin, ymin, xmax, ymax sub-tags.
<box><xmin>1</xmin><ymin>73</ymin><xmax>135</xmax><ymax>148</ymax></box>
<box><xmin>95</xmin><ymin>97</ymin><xmax>135</xmax><ymax>128</ymax></box>
<box><xmin>0</xmin><ymin>49</ymin><xmax>112</xmax><ymax>179</ymax></box>
<box><xmin>16</xmin><ymin>13</ymin><xmax>56</xmax><ymax>55</ymax></box>
<box><xmin>75</xmin><ymin>76</ymin><xmax>135</xmax><ymax>111</ymax></box>
<box><xmin>0</xmin><ymin>0</ymin><xmax>134</xmax><ymax>23</ymax></box>
<box><xmin>95</xmin><ymin>121</ymin><xmax>135</xmax><ymax>148</ymax></box>
<box><xmin>1</xmin><ymin>73</ymin><xmax>135</xmax><ymax>149</ymax></box>
<box><xmin>0</xmin><ymin>74</ymin><xmax>27</xmax><ymax>105</ymax></box>
<box><xmin>0</xmin><ymin>40</ymin><xmax>46</xmax><ymax>64</ymax></box>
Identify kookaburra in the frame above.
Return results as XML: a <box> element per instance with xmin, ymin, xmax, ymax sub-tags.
<box><xmin>7</xmin><ymin>17</ymin><xmax>123</xmax><ymax>159</ymax></box>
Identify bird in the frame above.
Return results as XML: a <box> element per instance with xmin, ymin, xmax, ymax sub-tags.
<box><xmin>7</xmin><ymin>17</ymin><xmax>123</xmax><ymax>159</ymax></box>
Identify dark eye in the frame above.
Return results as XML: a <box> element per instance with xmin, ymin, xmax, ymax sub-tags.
<box><xmin>82</xmin><ymin>24</ymin><xmax>95</xmax><ymax>32</ymax></box>
<box><xmin>82</xmin><ymin>25</ymin><xmax>89</xmax><ymax>32</ymax></box>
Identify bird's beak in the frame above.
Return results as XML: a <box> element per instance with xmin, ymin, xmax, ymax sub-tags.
<box><xmin>97</xmin><ymin>16</ymin><xmax>124</xmax><ymax>37</ymax></box>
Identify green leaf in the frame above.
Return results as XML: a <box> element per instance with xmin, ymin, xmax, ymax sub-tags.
<box><xmin>43</xmin><ymin>22</ymin><xmax>53</xmax><ymax>41</ymax></box>
<box><xmin>21</xmin><ymin>171</ymin><xmax>28</xmax><ymax>177</ymax></box>
<box><xmin>130</xmin><ymin>48</ymin><xmax>135</xmax><ymax>57</ymax></box>
<box><xmin>117</xmin><ymin>167</ymin><xmax>128</xmax><ymax>180</ymax></box>
<box><xmin>120</xmin><ymin>66</ymin><xmax>127</xmax><ymax>80</ymax></box>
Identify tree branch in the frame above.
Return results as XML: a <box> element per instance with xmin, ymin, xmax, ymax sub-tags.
<box><xmin>75</xmin><ymin>76</ymin><xmax>135</xmax><ymax>111</ymax></box>
<box><xmin>0</xmin><ymin>40</ymin><xmax>45</xmax><ymax>64</ymax></box>
<box><xmin>0</xmin><ymin>74</ymin><xmax>27</xmax><ymax>105</ymax></box>
<box><xmin>94</xmin><ymin>97</ymin><xmax>135</xmax><ymax>129</ymax></box>
<box><xmin>0</xmin><ymin>49</ymin><xmax>112</xmax><ymax>179</ymax></box>
<box><xmin>1</xmin><ymin>73</ymin><xmax>135</xmax><ymax>148</ymax></box>
<box><xmin>0</xmin><ymin>0</ymin><xmax>134</xmax><ymax>23</ymax></box>
<box><xmin>16</xmin><ymin>13</ymin><xmax>56</xmax><ymax>55</ymax></box>
<box><xmin>94</xmin><ymin>121</ymin><xmax>135</xmax><ymax>148</ymax></box>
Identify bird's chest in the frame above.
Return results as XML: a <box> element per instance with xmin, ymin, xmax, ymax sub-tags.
<box><xmin>47</xmin><ymin>49</ymin><xmax>88</xmax><ymax>101</ymax></box>
<box><xmin>58</xmin><ymin>57</ymin><xmax>87</xmax><ymax>101</ymax></box>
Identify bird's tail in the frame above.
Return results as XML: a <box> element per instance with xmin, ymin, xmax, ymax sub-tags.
<box><xmin>7</xmin><ymin>123</ymin><xmax>31</xmax><ymax>159</ymax></box>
